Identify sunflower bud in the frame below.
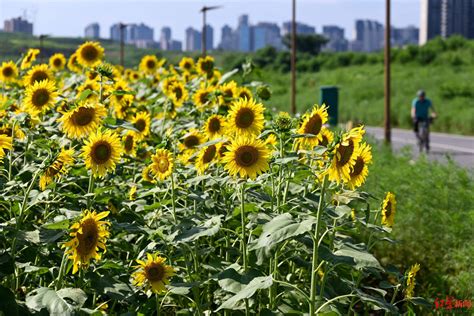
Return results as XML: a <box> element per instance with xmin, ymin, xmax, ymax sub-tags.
<box><xmin>274</xmin><ymin>111</ymin><xmax>293</xmax><ymax>132</ymax></box>
<box><xmin>96</xmin><ymin>63</ymin><xmax>114</xmax><ymax>80</ymax></box>
<box><xmin>257</xmin><ymin>85</ymin><xmax>271</xmax><ymax>101</ymax></box>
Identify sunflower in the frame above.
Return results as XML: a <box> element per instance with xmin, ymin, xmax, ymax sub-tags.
<box><xmin>265</xmin><ymin>134</ymin><xmax>278</xmax><ymax>149</ymax></box>
<box><xmin>237</xmin><ymin>87</ymin><xmax>253</xmax><ymax>100</ymax></box>
<box><xmin>49</xmin><ymin>53</ymin><xmax>67</xmax><ymax>71</ymax></box>
<box><xmin>24</xmin><ymin>80</ymin><xmax>58</xmax><ymax>115</ymax></box>
<box><xmin>0</xmin><ymin>61</ymin><xmax>18</xmax><ymax>83</ymax></box>
<box><xmin>64</xmin><ymin>210</ymin><xmax>110</xmax><ymax>274</ymax></box>
<box><xmin>179</xmin><ymin>57</ymin><xmax>194</xmax><ymax>72</ymax></box>
<box><xmin>405</xmin><ymin>263</ymin><xmax>420</xmax><ymax>298</ymax></box>
<box><xmin>381</xmin><ymin>192</ymin><xmax>396</xmax><ymax>227</ymax></box>
<box><xmin>193</xmin><ymin>84</ymin><xmax>215</xmax><ymax>110</ymax></box>
<box><xmin>225</xmin><ymin>98</ymin><xmax>265</xmax><ymax>138</ymax></box>
<box><xmin>39</xmin><ymin>148</ymin><xmax>75</xmax><ymax>190</ymax></box>
<box><xmin>0</xmin><ymin>124</ymin><xmax>26</xmax><ymax>140</ymax></box>
<box><xmin>195</xmin><ymin>144</ymin><xmax>218</xmax><ymax>175</ymax></box>
<box><xmin>0</xmin><ymin>135</ymin><xmax>13</xmax><ymax>159</ymax></box>
<box><xmin>132</xmin><ymin>253</ymin><xmax>175</xmax><ymax>294</ymax></box>
<box><xmin>166</xmin><ymin>81</ymin><xmax>188</xmax><ymax>107</ymax></box>
<box><xmin>122</xmin><ymin>132</ymin><xmax>137</xmax><ymax>157</ymax></box>
<box><xmin>21</xmin><ymin>48</ymin><xmax>40</xmax><ymax>70</ymax></box>
<box><xmin>319</xmin><ymin>127</ymin><xmax>334</xmax><ymax>148</ymax></box>
<box><xmin>223</xmin><ymin>137</ymin><xmax>270</xmax><ymax>179</ymax></box>
<box><xmin>347</xmin><ymin>143</ymin><xmax>372</xmax><ymax>189</ymax></box>
<box><xmin>130</xmin><ymin>112</ymin><xmax>151</xmax><ymax>141</ymax></box>
<box><xmin>295</xmin><ymin>105</ymin><xmax>329</xmax><ymax>149</ymax></box>
<box><xmin>23</xmin><ymin>64</ymin><xmax>54</xmax><ymax>87</ymax></box>
<box><xmin>67</xmin><ymin>53</ymin><xmax>82</xmax><ymax>73</ymax></box>
<box><xmin>58</xmin><ymin>102</ymin><xmax>107</xmax><ymax>139</ymax></box>
<box><xmin>196</xmin><ymin>55</ymin><xmax>214</xmax><ymax>75</ymax></box>
<box><xmin>139</xmin><ymin>55</ymin><xmax>163</xmax><ymax>74</ymax></box>
<box><xmin>150</xmin><ymin>149</ymin><xmax>174</xmax><ymax>180</ymax></box>
<box><xmin>128</xmin><ymin>70</ymin><xmax>140</xmax><ymax>81</ymax></box>
<box><xmin>179</xmin><ymin>129</ymin><xmax>205</xmax><ymax>153</ymax></box>
<box><xmin>142</xmin><ymin>165</ymin><xmax>156</xmax><ymax>183</ymax></box>
<box><xmin>219</xmin><ymin>81</ymin><xmax>238</xmax><ymax>100</ymax></box>
<box><xmin>81</xmin><ymin>130</ymin><xmax>122</xmax><ymax>178</ymax></box>
<box><xmin>327</xmin><ymin>126</ymin><xmax>365</xmax><ymax>184</ymax></box>
<box><xmin>76</xmin><ymin>42</ymin><xmax>104</xmax><ymax>68</ymax></box>
<box><xmin>129</xmin><ymin>185</ymin><xmax>137</xmax><ymax>200</ymax></box>
<box><xmin>204</xmin><ymin>114</ymin><xmax>225</xmax><ymax>139</ymax></box>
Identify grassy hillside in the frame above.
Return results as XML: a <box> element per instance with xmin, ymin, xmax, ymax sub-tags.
<box><xmin>1</xmin><ymin>32</ymin><xmax>473</xmax><ymax>134</ymax></box>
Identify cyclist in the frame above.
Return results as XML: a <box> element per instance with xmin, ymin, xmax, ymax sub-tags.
<box><xmin>411</xmin><ymin>90</ymin><xmax>437</xmax><ymax>151</ymax></box>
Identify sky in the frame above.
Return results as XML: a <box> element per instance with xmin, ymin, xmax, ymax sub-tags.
<box><xmin>0</xmin><ymin>0</ymin><xmax>421</xmax><ymax>44</ymax></box>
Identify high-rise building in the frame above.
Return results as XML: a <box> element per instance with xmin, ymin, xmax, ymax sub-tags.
<box><xmin>282</xmin><ymin>22</ymin><xmax>315</xmax><ymax>36</ymax></box>
<box><xmin>238</xmin><ymin>14</ymin><xmax>251</xmax><ymax>52</ymax></box>
<box><xmin>204</xmin><ymin>24</ymin><xmax>214</xmax><ymax>51</ymax></box>
<box><xmin>110</xmin><ymin>23</ymin><xmax>121</xmax><ymax>41</ymax></box>
<box><xmin>322</xmin><ymin>25</ymin><xmax>348</xmax><ymax>52</ymax></box>
<box><xmin>4</xmin><ymin>17</ymin><xmax>33</xmax><ymax>35</ymax></box>
<box><xmin>85</xmin><ymin>23</ymin><xmax>100</xmax><ymax>39</ymax></box>
<box><xmin>392</xmin><ymin>26</ymin><xmax>419</xmax><ymax>47</ymax></box>
<box><xmin>352</xmin><ymin>20</ymin><xmax>384</xmax><ymax>52</ymax></box>
<box><xmin>170</xmin><ymin>40</ymin><xmax>182</xmax><ymax>51</ymax></box>
<box><xmin>420</xmin><ymin>0</ymin><xmax>474</xmax><ymax>45</ymax></box>
<box><xmin>160</xmin><ymin>27</ymin><xmax>172</xmax><ymax>50</ymax></box>
<box><xmin>185</xmin><ymin>27</ymin><xmax>201</xmax><ymax>51</ymax></box>
<box><xmin>220</xmin><ymin>24</ymin><xmax>235</xmax><ymax>50</ymax></box>
<box><xmin>253</xmin><ymin>22</ymin><xmax>282</xmax><ymax>51</ymax></box>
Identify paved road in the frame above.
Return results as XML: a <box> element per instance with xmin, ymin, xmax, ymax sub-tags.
<box><xmin>365</xmin><ymin>127</ymin><xmax>474</xmax><ymax>169</ymax></box>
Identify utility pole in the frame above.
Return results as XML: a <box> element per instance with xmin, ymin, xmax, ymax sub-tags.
<box><xmin>384</xmin><ymin>0</ymin><xmax>391</xmax><ymax>144</ymax></box>
<box><xmin>119</xmin><ymin>23</ymin><xmax>127</xmax><ymax>67</ymax></box>
<box><xmin>200</xmin><ymin>6</ymin><xmax>221</xmax><ymax>57</ymax></box>
<box><xmin>291</xmin><ymin>0</ymin><xmax>297</xmax><ymax>115</ymax></box>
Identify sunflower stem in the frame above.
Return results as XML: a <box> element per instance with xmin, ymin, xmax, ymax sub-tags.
<box><xmin>309</xmin><ymin>175</ymin><xmax>327</xmax><ymax>316</ymax></box>
<box><xmin>55</xmin><ymin>251</ymin><xmax>68</xmax><ymax>290</ymax></box>
<box><xmin>87</xmin><ymin>172</ymin><xmax>95</xmax><ymax>209</ymax></box>
<box><xmin>240</xmin><ymin>182</ymin><xmax>247</xmax><ymax>271</ymax></box>
<box><xmin>155</xmin><ymin>293</ymin><xmax>161</xmax><ymax>316</ymax></box>
<box><xmin>170</xmin><ymin>172</ymin><xmax>177</xmax><ymax>223</ymax></box>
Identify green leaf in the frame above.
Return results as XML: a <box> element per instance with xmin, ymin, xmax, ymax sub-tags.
<box><xmin>77</xmin><ymin>89</ymin><xmax>92</xmax><ymax>102</ymax></box>
<box><xmin>0</xmin><ymin>252</ymin><xmax>15</xmax><ymax>277</ymax></box>
<box><xmin>250</xmin><ymin>213</ymin><xmax>315</xmax><ymax>252</ymax></box>
<box><xmin>42</xmin><ymin>219</ymin><xmax>70</xmax><ymax>230</ymax></box>
<box><xmin>26</xmin><ymin>287</ymin><xmax>87</xmax><ymax>315</ymax></box>
<box><xmin>174</xmin><ymin>215</ymin><xmax>222</xmax><ymax>243</ymax></box>
<box><xmin>333</xmin><ymin>248</ymin><xmax>383</xmax><ymax>270</ymax></box>
<box><xmin>0</xmin><ymin>285</ymin><xmax>19</xmax><ymax>316</ymax></box>
<box><xmin>167</xmin><ymin>282</ymin><xmax>199</xmax><ymax>295</ymax></box>
<box><xmin>217</xmin><ymin>276</ymin><xmax>273</xmax><ymax>311</ymax></box>
<box><xmin>218</xmin><ymin>68</ymin><xmax>239</xmax><ymax>84</ymax></box>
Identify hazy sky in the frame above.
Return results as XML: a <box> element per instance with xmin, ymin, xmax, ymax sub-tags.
<box><xmin>0</xmin><ymin>0</ymin><xmax>420</xmax><ymax>44</ymax></box>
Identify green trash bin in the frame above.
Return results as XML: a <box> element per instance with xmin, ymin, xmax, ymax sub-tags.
<box><xmin>320</xmin><ymin>86</ymin><xmax>338</xmax><ymax>126</ymax></box>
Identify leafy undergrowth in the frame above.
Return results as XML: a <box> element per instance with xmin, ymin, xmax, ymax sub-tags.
<box><xmin>365</xmin><ymin>144</ymin><xmax>473</xmax><ymax>300</ymax></box>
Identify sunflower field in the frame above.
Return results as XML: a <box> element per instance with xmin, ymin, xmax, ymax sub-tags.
<box><xmin>0</xmin><ymin>42</ymin><xmax>429</xmax><ymax>315</ymax></box>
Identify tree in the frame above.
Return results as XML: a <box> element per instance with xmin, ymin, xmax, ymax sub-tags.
<box><xmin>282</xmin><ymin>34</ymin><xmax>329</xmax><ymax>55</ymax></box>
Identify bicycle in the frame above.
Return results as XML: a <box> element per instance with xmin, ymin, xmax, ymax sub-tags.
<box><xmin>416</xmin><ymin>116</ymin><xmax>435</xmax><ymax>153</ymax></box>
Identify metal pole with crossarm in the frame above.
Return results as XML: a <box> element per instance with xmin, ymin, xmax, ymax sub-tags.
<box><xmin>384</xmin><ymin>0</ymin><xmax>391</xmax><ymax>143</ymax></box>
<box><xmin>291</xmin><ymin>0</ymin><xmax>296</xmax><ymax>115</ymax></box>
<box><xmin>119</xmin><ymin>23</ymin><xmax>127</xmax><ymax>68</ymax></box>
<box><xmin>200</xmin><ymin>6</ymin><xmax>221</xmax><ymax>57</ymax></box>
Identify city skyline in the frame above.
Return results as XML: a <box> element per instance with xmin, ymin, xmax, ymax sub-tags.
<box><xmin>0</xmin><ymin>0</ymin><xmax>420</xmax><ymax>43</ymax></box>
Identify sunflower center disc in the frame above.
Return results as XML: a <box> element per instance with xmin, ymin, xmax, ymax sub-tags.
<box><xmin>336</xmin><ymin>140</ymin><xmax>354</xmax><ymax>166</ymax></box>
<box><xmin>203</xmin><ymin>145</ymin><xmax>216</xmax><ymax>164</ymax></box>
<box><xmin>32</xmin><ymin>89</ymin><xmax>50</xmax><ymax>107</ymax></box>
<box><xmin>54</xmin><ymin>59</ymin><xmax>62</xmax><ymax>67</ymax></box>
<box><xmin>93</xmin><ymin>142</ymin><xmax>112</xmax><ymax>164</ymax></box>
<box><xmin>2</xmin><ymin>67</ymin><xmax>13</xmax><ymax>77</ymax></box>
<box><xmin>184</xmin><ymin>135</ymin><xmax>199</xmax><ymax>148</ymax></box>
<box><xmin>146</xmin><ymin>60</ymin><xmax>156</xmax><ymax>69</ymax></box>
<box><xmin>304</xmin><ymin>115</ymin><xmax>322</xmax><ymax>135</ymax></box>
<box><xmin>199</xmin><ymin>92</ymin><xmax>209</xmax><ymax>104</ymax></box>
<box><xmin>158</xmin><ymin>158</ymin><xmax>169</xmax><ymax>173</ymax></box>
<box><xmin>134</xmin><ymin>119</ymin><xmax>146</xmax><ymax>132</ymax></box>
<box><xmin>350</xmin><ymin>157</ymin><xmax>364</xmax><ymax>176</ymax></box>
<box><xmin>77</xmin><ymin>218</ymin><xmax>98</xmax><ymax>254</ymax></box>
<box><xmin>73</xmin><ymin>107</ymin><xmax>95</xmax><ymax>126</ymax></box>
<box><xmin>236</xmin><ymin>146</ymin><xmax>259</xmax><ymax>167</ymax></box>
<box><xmin>385</xmin><ymin>202</ymin><xmax>392</xmax><ymax>218</ymax></box>
<box><xmin>173</xmin><ymin>86</ymin><xmax>183</xmax><ymax>100</ymax></box>
<box><xmin>82</xmin><ymin>46</ymin><xmax>98</xmax><ymax>62</ymax></box>
<box><xmin>209</xmin><ymin>118</ymin><xmax>221</xmax><ymax>133</ymax></box>
<box><xmin>31</xmin><ymin>71</ymin><xmax>49</xmax><ymax>84</ymax></box>
<box><xmin>146</xmin><ymin>264</ymin><xmax>164</xmax><ymax>282</ymax></box>
<box><xmin>124</xmin><ymin>135</ymin><xmax>133</xmax><ymax>151</ymax></box>
<box><xmin>236</xmin><ymin>108</ymin><xmax>255</xmax><ymax>128</ymax></box>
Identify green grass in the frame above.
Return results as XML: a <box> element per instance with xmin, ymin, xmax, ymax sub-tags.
<box><xmin>365</xmin><ymin>142</ymin><xmax>473</xmax><ymax>299</ymax></box>
<box><xmin>247</xmin><ymin>65</ymin><xmax>474</xmax><ymax>135</ymax></box>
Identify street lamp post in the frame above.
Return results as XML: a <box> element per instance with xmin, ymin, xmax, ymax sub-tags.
<box><xmin>119</xmin><ymin>23</ymin><xmax>127</xmax><ymax>67</ymax></box>
<box><xmin>384</xmin><ymin>0</ymin><xmax>391</xmax><ymax>144</ymax></box>
<box><xmin>200</xmin><ymin>6</ymin><xmax>221</xmax><ymax>57</ymax></box>
<box><xmin>39</xmin><ymin>34</ymin><xmax>49</xmax><ymax>63</ymax></box>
